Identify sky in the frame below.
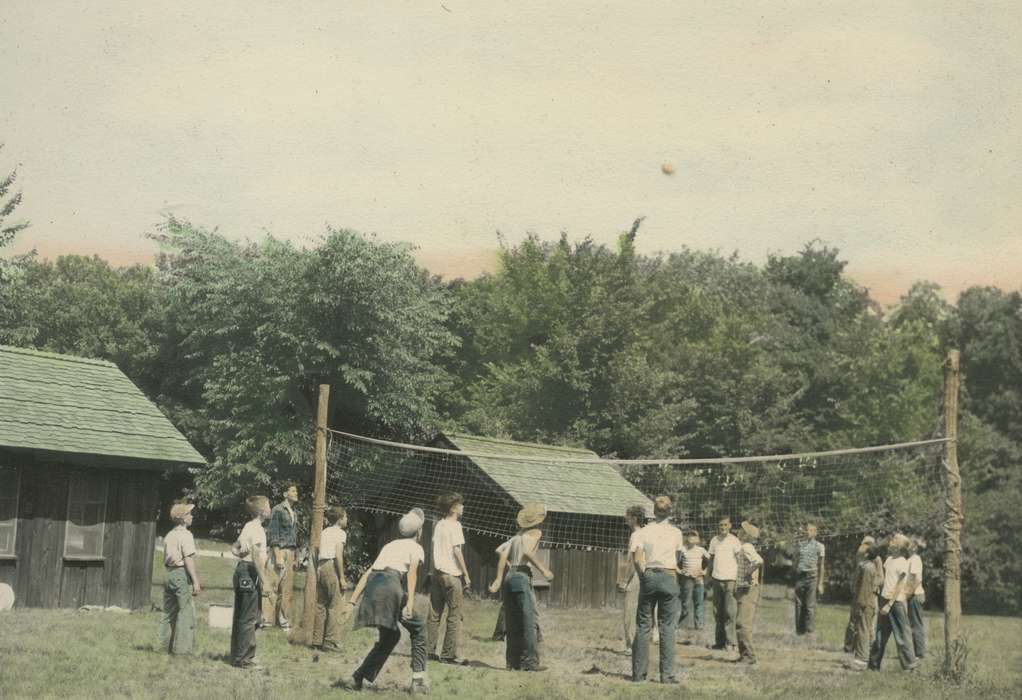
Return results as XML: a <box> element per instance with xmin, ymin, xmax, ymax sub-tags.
<box><xmin>2</xmin><ymin>1</ymin><xmax>1019</xmax><ymax>306</ymax></box>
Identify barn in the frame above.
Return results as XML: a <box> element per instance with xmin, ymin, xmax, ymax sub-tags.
<box><xmin>0</xmin><ymin>345</ymin><xmax>205</xmax><ymax>609</ymax></box>
<box><xmin>355</xmin><ymin>432</ymin><xmax>653</xmax><ymax>609</ymax></box>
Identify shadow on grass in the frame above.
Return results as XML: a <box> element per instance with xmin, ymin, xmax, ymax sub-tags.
<box><xmin>593</xmin><ymin>646</ymin><xmax>630</xmax><ymax>656</ymax></box>
<box><xmin>582</xmin><ymin>665</ymin><xmax>631</xmax><ymax>681</ymax></box>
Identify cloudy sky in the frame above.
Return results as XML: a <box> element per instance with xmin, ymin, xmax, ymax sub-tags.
<box><xmin>2</xmin><ymin>1</ymin><xmax>1019</xmax><ymax>305</ymax></box>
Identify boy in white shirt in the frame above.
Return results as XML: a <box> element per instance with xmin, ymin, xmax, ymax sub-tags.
<box><xmin>230</xmin><ymin>495</ymin><xmax>272</xmax><ymax>669</ymax></box>
<box><xmin>618</xmin><ymin>505</ymin><xmax>648</xmax><ymax>650</ymax></box>
<box><xmin>734</xmin><ymin>521</ymin><xmax>764</xmax><ymax>664</ymax></box>
<box><xmin>158</xmin><ymin>502</ymin><xmax>201</xmax><ymax>654</ymax></box>
<box><xmin>677</xmin><ymin>530</ymin><xmax>709</xmax><ymax>631</ymax></box>
<box><xmin>707</xmin><ymin>517</ymin><xmax>742</xmax><ymax>650</ymax></box>
<box><xmin>427</xmin><ymin>492</ymin><xmax>471</xmax><ymax>665</ymax></box>
<box><xmin>630</xmin><ymin>496</ymin><xmax>684</xmax><ymax>684</ymax></box>
<box><xmin>868</xmin><ymin>534</ymin><xmax>919</xmax><ymax>671</ymax></box>
<box><xmin>313</xmin><ymin>505</ymin><xmax>350</xmax><ymax>652</ymax></box>
<box><xmin>906</xmin><ymin>536</ymin><xmax>926</xmax><ymax>659</ymax></box>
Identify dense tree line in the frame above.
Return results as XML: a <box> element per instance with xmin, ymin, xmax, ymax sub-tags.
<box><xmin>1</xmin><ymin>209</ymin><xmax>1018</xmax><ymax>613</ymax></box>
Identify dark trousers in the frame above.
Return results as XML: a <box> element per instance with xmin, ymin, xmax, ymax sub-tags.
<box><xmin>678</xmin><ymin>575</ymin><xmax>705</xmax><ymax>630</ymax></box>
<box><xmin>712</xmin><ymin>579</ymin><xmax>737</xmax><ymax>647</ymax></box>
<box><xmin>907</xmin><ymin>594</ymin><xmax>926</xmax><ymax>658</ymax></box>
<box><xmin>503</xmin><ymin>570</ymin><xmax>540</xmax><ymax>670</ymax></box>
<box><xmin>427</xmin><ymin>572</ymin><xmax>464</xmax><ymax>659</ymax></box>
<box><xmin>794</xmin><ymin>572</ymin><xmax>818</xmax><ymax>635</ymax></box>
<box><xmin>631</xmin><ymin>569</ymin><xmax>680</xmax><ymax>682</ymax></box>
<box><xmin>869</xmin><ymin>599</ymin><xmax>917</xmax><ymax>670</ymax></box>
<box><xmin>355</xmin><ymin>614</ymin><xmax>427</xmax><ymax>682</ymax></box>
<box><xmin>230</xmin><ymin>561</ymin><xmax>262</xmax><ymax>666</ymax></box>
<box><xmin>735</xmin><ymin>585</ymin><xmax>760</xmax><ymax>662</ymax></box>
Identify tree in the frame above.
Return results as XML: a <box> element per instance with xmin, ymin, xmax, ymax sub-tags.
<box><xmin>0</xmin><ymin>145</ymin><xmax>34</xmax><ymax>344</ymax></box>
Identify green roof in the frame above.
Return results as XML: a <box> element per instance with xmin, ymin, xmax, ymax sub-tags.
<box><xmin>0</xmin><ymin>345</ymin><xmax>205</xmax><ymax>467</ymax></box>
<box><xmin>443</xmin><ymin>433</ymin><xmax>653</xmax><ymax>518</ymax></box>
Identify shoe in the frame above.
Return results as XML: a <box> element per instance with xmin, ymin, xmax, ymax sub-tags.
<box><xmin>660</xmin><ymin>675</ymin><xmax>683</xmax><ymax>684</ymax></box>
<box><xmin>427</xmin><ymin>653</ymin><xmax>441</xmax><ymax>662</ymax></box>
<box><xmin>738</xmin><ymin>656</ymin><xmax>757</xmax><ymax>665</ymax></box>
<box><xmin>522</xmin><ymin>666</ymin><xmax>549</xmax><ymax>672</ymax></box>
<box><xmin>318</xmin><ymin>643</ymin><xmax>342</xmax><ymax>653</ymax></box>
<box><xmin>906</xmin><ymin>661</ymin><xmax>921</xmax><ymax>672</ymax></box>
<box><xmin>410</xmin><ymin>677</ymin><xmax>431</xmax><ymax>695</ymax></box>
<box><xmin>844</xmin><ymin>659</ymin><xmax>867</xmax><ymax>671</ymax></box>
<box><xmin>351</xmin><ymin>671</ymin><xmax>365</xmax><ymax>690</ymax></box>
<box><xmin>439</xmin><ymin>657</ymin><xmax>468</xmax><ymax>666</ymax></box>
<box><xmin>708</xmin><ymin>644</ymin><xmax>726</xmax><ymax>650</ymax></box>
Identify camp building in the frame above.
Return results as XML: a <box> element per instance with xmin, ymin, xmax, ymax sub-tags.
<box><xmin>0</xmin><ymin>345</ymin><xmax>205</xmax><ymax>609</ymax></box>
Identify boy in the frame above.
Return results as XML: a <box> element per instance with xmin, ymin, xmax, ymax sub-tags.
<box><xmin>158</xmin><ymin>502</ymin><xmax>201</xmax><ymax>654</ymax></box>
<box><xmin>266</xmin><ymin>482</ymin><xmax>300</xmax><ymax>629</ymax></box>
<box><xmin>428</xmin><ymin>492</ymin><xmax>471</xmax><ymax>665</ymax></box>
<box><xmin>313</xmin><ymin>505</ymin><xmax>350</xmax><ymax>652</ymax></box>
<box><xmin>630</xmin><ymin>496</ymin><xmax>684</xmax><ymax>684</ymax></box>
<box><xmin>868</xmin><ymin>534</ymin><xmax>919</xmax><ymax>671</ymax></box>
<box><xmin>678</xmin><ymin>529</ymin><xmax>709</xmax><ymax>631</ymax></box>
<box><xmin>845</xmin><ymin>540</ymin><xmax>884</xmax><ymax>670</ymax></box>
<box><xmin>618</xmin><ymin>505</ymin><xmax>647</xmax><ymax>650</ymax></box>
<box><xmin>231</xmin><ymin>495</ymin><xmax>272</xmax><ymax>669</ymax></box>
<box><xmin>707</xmin><ymin>517</ymin><xmax>742</xmax><ymax>651</ymax></box>
<box><xmin>734</xmin><ymin>521</ymin><xmax>764</xmax><ymax>664</ymax></box>
<box><xmin>793</xmin><ymin>523</ymin><xmax>825</xmax><ymax>635</ymax></box>
<box><xmin>906</xmin><ymin>536</ymin><xmax>926</xmax><ymax>659</ymax></box>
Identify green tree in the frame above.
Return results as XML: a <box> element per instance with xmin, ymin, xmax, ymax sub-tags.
<box><xmin>0</xmin><ymin>145</ymin><xmax>34</xmax><ymax>345</ymax></box>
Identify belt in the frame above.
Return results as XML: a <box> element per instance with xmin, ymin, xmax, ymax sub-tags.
<box><xmin>645</xmin><ymin>567</ymin><xmax>677</xmax><ymax>572</ymax></box>
<box><xmin>165</xmin><ymin>565</ymin><xmax>185</xmax><ymax>570</ymax></box>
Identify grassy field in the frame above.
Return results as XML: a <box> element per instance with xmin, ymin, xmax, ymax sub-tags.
<box><xmin>0</xmin><ymin>551</ymin><xmax>1020</xmax><ymax>700</ymax></box>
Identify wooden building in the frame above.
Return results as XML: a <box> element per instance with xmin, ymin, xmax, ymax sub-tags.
<box><xmin>0</xmin><ymin>345</ymin><xmax>205</xmax><ymax>609</ymax></box>
<box><xmin>360</xmin><ymin>432</ymin><xmax>653</xmax><ymax>609</ymax></box>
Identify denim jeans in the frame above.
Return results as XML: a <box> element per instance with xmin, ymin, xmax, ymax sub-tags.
<box><xmin>869</xmin><ymin>599</ymin><xmax>917</xmax><ymax>670</ymax></box>
<box><xmin>712</xmin><ymin>579</ymin><xmax>737</xmax><ymax>647</ymax></box>
<box><xmin>503</xmin><ymin>570</ymin><xmax>540</xmax><ymax>670</ymax></box>
<box><xmin>794</xmin><ymin>572</ymin><xmax>818</xmax><ymax>635</ymax></box>
<box><xmin>907</xmin><ymin>594</ymin><xmax>925</xmax><ymax>658</ymax></box>
<box><xmin>631</xmin><ymin>569</ymin><xmax>680</xmax><ymax>682</ymax></box>
<box><xmin>679</xmin><ymin>575</ymin><xmax>705</xmax><ymax>630</ymax></box>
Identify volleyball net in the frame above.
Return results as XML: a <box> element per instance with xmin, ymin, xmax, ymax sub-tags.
<box><xmin>320</xmin><ymin>429</ymin><xmax>948</xmax><ymax>552</ymax></box>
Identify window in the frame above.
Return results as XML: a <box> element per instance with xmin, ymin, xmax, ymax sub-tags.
<box><xmin>0</xmin><ymin>466</ymin><xmax>18</xmax><ymax>557</ymax></box>
<box><xmin>64</xmin><ymin>472</ymin><xmax>108</xmax><ymax>559</ymax></box>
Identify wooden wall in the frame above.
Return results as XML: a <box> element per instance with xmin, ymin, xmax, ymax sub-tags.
<box><xmin>0</xmin><ymin>455</ymin><xmax>160</xmax><ymax>610</ymax></box>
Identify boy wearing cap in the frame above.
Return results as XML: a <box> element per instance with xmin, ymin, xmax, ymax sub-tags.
<box><xmin>427</xmin><ymin>492</ymin><xmax>470</xmax><ymax>665</ymax></box>
<box><xmin>630</xmin><ymin>495</ymin><xmax>684</xmax><ymax>684</ymax></box>
<box><xmin>266</xmin><ymin>482</ymin><xmax>300</xmax><ymax>629</ymax></box>
<box><xmin>158</xmin><ymin>502</ymin><xmax>201</xmax><ymax>655</ymax></box>
<box><xmin>489</xmin><ymin>503</ymin><xmax>554</xmax><ymax>672</ymax></box>
<box><xmin>312</xmin><ymin>506</ymin><xmax>350</xmax><ymax>652</ymax></box>
<box><xmin>678</xmin><ymin>530</ymin><xmax>709</xmax><ymax>632</ymax></box>
<box><xmin>707</xmin><ymin>517</ymin><xmax>741</xmax><ymax>651</ymax></box>
<box><xmin>734</xmin><ymin>521</ymin><xmax>764</xmax><ymax>664</ymax></box>
<box><xmin>868</xmin><ymin>534</ymin><xmax>919</xmax><ymax>671</ymax></box>
<box><xmin>793</xmin><ymin>523</ymin><xmax>826</xmax><ymax>636</ymax></box>
<box><xmin>349</xmin><ymin>507</ymin><xmax>430</xmax><ymax>694</ymax></box>
<box><xmin>230</xmin><ymin>495</ymin><xmax>272</xmax><ymax>669</ymax></box>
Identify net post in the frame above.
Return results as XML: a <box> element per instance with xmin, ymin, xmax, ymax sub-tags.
<box><xmin>942</xmin><ymin>350</ymin><xmax>964</xmax><ymax>681</ymax></box>
<box><xmin>300</xmin><ymin>384</ymin><xmax>330</xmax><ymax>642</ymax></box>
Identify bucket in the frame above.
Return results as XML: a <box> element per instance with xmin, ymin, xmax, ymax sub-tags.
<box><xmin>209</xmin><ymin>604</ymin><xmax>233</xmax><ymax>629</ymax></box>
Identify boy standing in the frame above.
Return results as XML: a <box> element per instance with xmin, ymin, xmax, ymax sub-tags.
<box><xmin>231</xmin><ymin>495</ymin><xmax>272</xmax><ymax>669</ymax></box>
<box><xmin>618</xmin><ymin>505</ymin><xmax>647</xmax><ymax>650</ymax></box>
<box><xmin>793</xmin><ymin>523</ymin><xmax>825</xmax><ymax>636</ymax></box>
<box><xmin>845</xmin><ymin>541</ymin><xmax>884</xmax><ymax>670</ymax></box>
<box><xmin>734</xmin><ymin>521</ymin><xmax>764</xmax><ymax>664</ymax></box>
<box><xmin>159</xmin><ymin>502</ymin><xmax>201</xmax><ymax>654</ymax></box>
<box><xmin>266</xmin><ymin>483</ymin><xmax>300</xmax><ymax>629</ymax></box>
<box><xmin>906</xmin><ymin>537</ymin><xmax>926</xmax><ymax>659</ymax></box>
<box><xmin>868</xmin><ymin>534</ymin><xmax>919</xmax><ymax>672</ymax></box>
<box><xmin>427</xmin><ymin>492</ymin><xmax>471</xmax><ymax>665</ymax></box>
<box><xmin>678</xmin><ymin>530</ymin><xmax>709</xmax><ymax>631</ymax></box>
<box><xmin>630</xmin><ymin>496</ymin><xmax>684</xmax><ymax>684</ymax></box>
<box><xmin>313</xmin><ymin>506</ymin><xmax>350</xmax><ymax>652</ymax></box>
<box><xmin>707</xmin><ymin>517</ymin><xmax>742</xmax><ymax>651</ymax></box>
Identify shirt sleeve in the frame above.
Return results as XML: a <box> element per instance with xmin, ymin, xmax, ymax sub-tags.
<box><xmin>628</xmin><ymin>530</ymin><xmax>642</xmax><ymax>553</ymax></box>
<box><xmin>496</xmin><ymin>540</ymin><xmax>510</xmax><ymax>554</ymax></box>
<box><xmin>181</xmin><ymin>532</ymin><xmax>197</xmax><ymax>558</ymax></box>
<box><xmin>708</xmin><ymin>538</ymin><xmax>717</xmax><ymax>556</ymax></box>
<box><xmin>743</xmin><ymin>543</ymin><xmax>764</xmax><ymax>566</ymax></box>
<box><xmin>676</xmin><ymin>529</ymin><xmax>685</xmax><ymax>551</ymax></box>
<box><xmin>453</xmin><ymin>522</ymin><xmax>466</xmax><ymax>547</ymax></box>
<box><xmin>818</xmin><ymin>542</ymin><xmax>826</xmax><ymax>558</ymax></box>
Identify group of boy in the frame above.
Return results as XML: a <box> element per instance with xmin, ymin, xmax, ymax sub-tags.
<box><xmin>626</xmin><ymin>497</ymin><xmax>765</xmax><ymax>684</ymax></box>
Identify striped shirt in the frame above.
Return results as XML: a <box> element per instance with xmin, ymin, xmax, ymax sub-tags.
<box><xmin>796</xmin><ymin>539</ymin><xmax>825</xmax><ymax>574</ymax></box>
<box><xmin>679</xmin><ymin>545</ymin><xmax>709</xmax><ymax>578</ymax></box>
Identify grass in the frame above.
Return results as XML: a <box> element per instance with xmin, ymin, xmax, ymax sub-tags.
<box><xmin>0</xmin><ymin>552</ymin><xmax>1020</xmax><ymax>699</ymax></box>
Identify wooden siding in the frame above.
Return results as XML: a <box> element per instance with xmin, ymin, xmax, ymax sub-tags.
<box><xmin>0</xmin><ymin>453</ymin><xmax>159</xmax><ymax>610</ymax></box>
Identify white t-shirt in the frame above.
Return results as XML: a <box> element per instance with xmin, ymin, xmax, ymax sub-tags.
<box><xmin>432</xmin><ymin>518</ymin><xmax>466</xmax><ymax>576</ymax></box>
<box><xmin>680</xmin><ymin>545</ymin><xmax>709</xmax><ymax>578</ymax></box>
<box><xmin>630</xmin><ymin>519</ymin><xmax>684</xmax><ymax>570</ymax></box>
<box><xmin>372</xmin><ymin>538</ymin><xmax>425</xmax><ymax>574</ymax></box>
<box><xmin>319</xmin><ymin>525</ymin><xmax>347</xmax><ymax>561</ymax></box>
<box><xmin>907</xmin><ymin>554</ymin><xmax>924</xmax><ymax>596</ymax></box>
<box><xmin>163</xmin><ymin>525</ymin><xmax>196</xmax><ymax>568</ymax></box>
<box><xmin>882</xmin><ymin>556</ymin><xmax>910</xmax><ymax>602</ymax></box>
<box><xmin>238</xmin><ymin>519</ymin><xmax>267</xmax><ymax>563</ymax></box>
<box><xmin>708</xmin><ymin>533</ymin><xmax>742</xmax><ymax>581</ymax></box>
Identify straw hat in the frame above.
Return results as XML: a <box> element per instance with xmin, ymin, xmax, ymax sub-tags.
<box><xmin>398</xmin><ymin>507</ymin><xmax>425</xmax><ymax>537</ymax></box>
<box><xmin>740</xmin><ymin>521</ymin><xmax>760</xmax><ymax>541</ymax></box>
<box><xmin>889</xmin><ymin>533</ymin><xmax>911</xmax><ymax>551</ymax></box>
<box><xmin>516</xmin><ymin>503</ymin><xmax>547</xmax><ymax>529</ymax></box>
<box><xmin>170</xmin><ymin>503</ymin><xmax>195</xmax><ymax>522</ymax></box>
<box><xmin>860</xmin><ymin>535</ymin><xmax>876</xmax><ymax>546</ymax></box>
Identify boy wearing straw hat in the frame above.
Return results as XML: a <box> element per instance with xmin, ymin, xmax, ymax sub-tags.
<box><xmin>630</xmin><ymin>495</ymin><xmax>684</xmax><ymax>684</ymax></box>
<box><xmin>158</xmin><ymin>502</ymin><xmax>201</xmax><ymax>655</ymax></box>
<box><xmin>734</xmin><ymin>521</ymin><xmax>764</xmax><ymax>664</ymax></box>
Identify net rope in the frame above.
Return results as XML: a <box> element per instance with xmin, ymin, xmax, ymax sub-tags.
<box><xmin>321</xmin><ymin>429</ymin><xmax>948</xmax><ymax>552</ymax></box>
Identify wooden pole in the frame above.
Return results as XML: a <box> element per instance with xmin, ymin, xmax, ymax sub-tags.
<box><xmin>942</xmin><ymin>350</ymin><xmax>964</xmax><ymax>680</ymax></box>
<box><xmin>299</xmin><ymin>384</ymin><xmax>330</xmax><ymax>642</ymax></box>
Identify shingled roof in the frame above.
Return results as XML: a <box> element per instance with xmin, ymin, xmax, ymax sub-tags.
<box><xmin>0</xmin><ymin>345</ymin><xmax>205</xmax><ymax>468</ymax></box>
<box><xmin>440</xmin><ymin>432</ymin><xmax>653</xmax><ymax>518</ymax></box>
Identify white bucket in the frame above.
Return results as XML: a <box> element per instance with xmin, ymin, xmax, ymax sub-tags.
<box><xmin>209</xmin><ymin>604</ymin><xmax>233</xmax><ymax>629</ymax></box>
